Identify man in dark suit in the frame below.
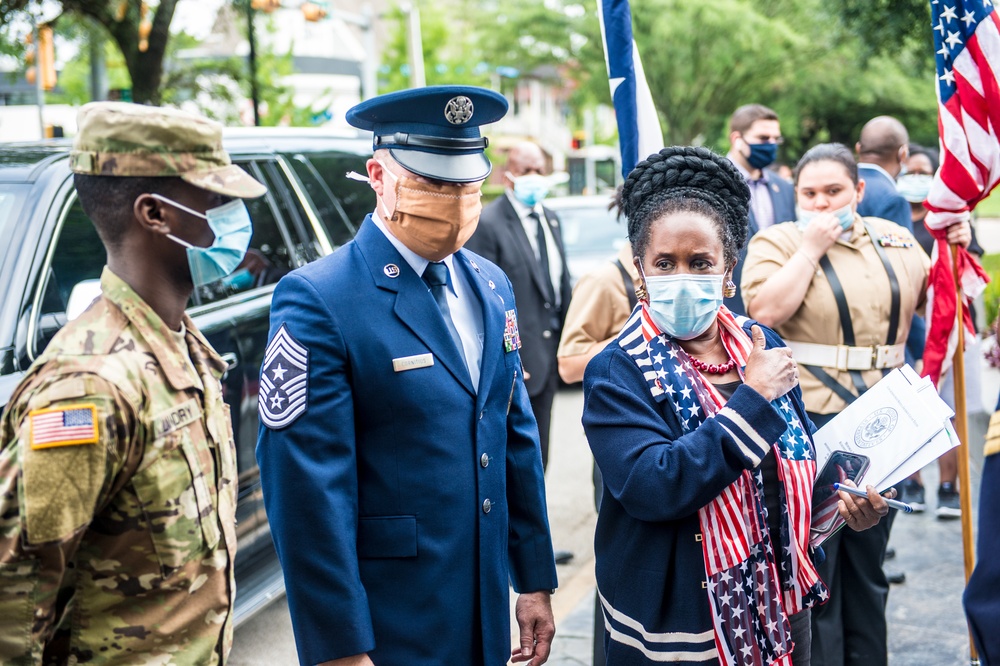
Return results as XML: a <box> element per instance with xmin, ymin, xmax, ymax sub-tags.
<box><xmin>725</xmin><ymin>104</ymin><xmax>796</xmax><ymax>315</ymax></box>
<box><xmin>855</xmin><ymin>116</ymin><xmax>914</xmax><ymax>232</ymax></box>
<box><xmin>465</xmin><ymin>141</ymin><xmax>572</xmax><ymax>473</ymax></box>
<box><xmin>256</xmin><ymin>87</ymin><xmax>558</xmax><ymax>666</ymax></box>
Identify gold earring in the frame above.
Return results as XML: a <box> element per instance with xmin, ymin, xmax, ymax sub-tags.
<box><xmin>635</xmin><ymin>285</ymin><xmax>648</xmax><ymax>302</ymax></box>
<box><xmin>723</xmin><ymin>280</ymin><xmax>737</xmax><ymax>299</ymax></box>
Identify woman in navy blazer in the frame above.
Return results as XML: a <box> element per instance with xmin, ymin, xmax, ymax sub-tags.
<box><xmin>582</xmin><ymin>147</ymin><xmax>890</xmax><ymax>666</ymax></box>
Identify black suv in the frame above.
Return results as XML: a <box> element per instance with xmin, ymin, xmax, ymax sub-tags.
<box><xmin>0</xmin><ymin>128</ymin><xmax>374</xmax><ymax>624</ymax></box>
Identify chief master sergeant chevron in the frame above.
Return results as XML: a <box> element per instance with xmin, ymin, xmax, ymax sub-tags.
<box><xmin>256</xmin><ymin>85</ymin><xmax>559</xmax><ymax>666</ymax></box>
<box><xmin>0</xmin><ymin>102</ymin><xmax>267</xmax><ymax>664</ymax></box>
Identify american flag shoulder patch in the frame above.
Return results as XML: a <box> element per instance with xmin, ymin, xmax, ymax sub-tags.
<box><xmin>29</xmin><ymin>404</ymin><xmax>99</xmax><ymax>449</ymax></box>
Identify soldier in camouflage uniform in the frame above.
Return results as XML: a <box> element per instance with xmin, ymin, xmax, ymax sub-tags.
<box><xmin>0</xmin><ymin>102</ymin><xmax>266</xmax><ymax>665</ymax></box>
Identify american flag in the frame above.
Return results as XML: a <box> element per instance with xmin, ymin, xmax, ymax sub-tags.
<box><xmin>30</xmin><ymin>406</ymin><xmax>97</xmax><ymax>447</ymax></box>
<box><xmin>596</xmin><ymin>0</ymin><xmax>664</xmax><ymax>178</ymax></box>
<box><xmin>921</xmin><ymin>0</ymin><xmax>996</xmax><ymax>387</ymax></box>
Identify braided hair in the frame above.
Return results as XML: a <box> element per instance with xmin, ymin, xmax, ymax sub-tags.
<box><xmin>621</xmin><ymin>146</ymin><xmax>751</xmax><ymax>266</ymax></box>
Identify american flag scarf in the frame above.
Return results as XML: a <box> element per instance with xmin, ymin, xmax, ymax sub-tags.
<box><xmin>627</xmin><ymin>304</ymin><xmax>827</xmax><ymax>665</ymax></box>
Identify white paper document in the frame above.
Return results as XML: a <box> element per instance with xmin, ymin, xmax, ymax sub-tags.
<box><xmin>809</xmin><ymin>366</ymin><xmax>958</xmax><ymax>544</ymax></box>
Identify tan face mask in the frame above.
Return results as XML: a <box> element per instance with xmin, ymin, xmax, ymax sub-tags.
<box><xmin>378</xmin><ymin>160</ymin><xmax>484</xmax><ymax>262</ymax></box>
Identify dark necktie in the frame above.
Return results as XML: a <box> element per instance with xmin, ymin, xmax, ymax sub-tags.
<box><xmin>422</xmin><ymin>261</ymin><xmax>467</xmax><ymax>359</ymax></box>
<box><xmin>529</xmin><ymin>210</ymin><xmax>556</xmax><ymax>303</ymax></box>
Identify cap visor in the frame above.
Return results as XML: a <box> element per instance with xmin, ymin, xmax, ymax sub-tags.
<box><xmin>182</xmin><ymin>164</ymin><xmax>268</xmax><ymax>199</ymax></box>
<box><xmin>390</xmin><ymin>148</ymin><xmax>491</xmax><ymax>184</ymax></box>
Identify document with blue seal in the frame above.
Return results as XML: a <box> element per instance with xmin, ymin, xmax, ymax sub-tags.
<box><xmin>809</xmin><ymin>365</ymin><xmax>958</xmax><ymax>545</ymax></box>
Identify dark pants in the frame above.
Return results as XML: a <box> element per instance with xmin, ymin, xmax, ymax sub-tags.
<box><xmin>964</xmin><ymin>452</ymin><xmax>1000</xmax><ymax>663</ymax></box>
<box><xmin>790</xmin><ymin>608</ymin><xmax>812</xmax><ymax>666</ymax></box>
<box><xmin>593</xmin><ymin>460</ymin><xmax>606</xmax><ymax>665</ymax></box>
<box><xmin>808</xmin><ymin>412</ymin><xmax>894</xmax><ymax>666</ymax></box>
<box><xmin>529</xmin><ymin>367</ymin><xmax>558</xmax><ymax>471</ymax></box>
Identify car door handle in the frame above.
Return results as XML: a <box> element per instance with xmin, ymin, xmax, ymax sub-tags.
<box><xmin>220</xmin><ymin>352</ymin><xmax>239</xmax><ymax>379</ymax></box>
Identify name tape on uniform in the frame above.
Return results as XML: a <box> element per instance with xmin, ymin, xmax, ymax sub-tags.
<box><xmin>393</xmin><ymin>354</ymin><xmax>435</xmax><ymax>372</ymax></box>
<box><xmin>29</xmin><ymin>404</ymin><xmax>99</xmax><ymax>449</ymax></box>
<box><xmin>152</xmin><ymin>398</ymin><xmax>202</xmax><ymax>439</ymax></box>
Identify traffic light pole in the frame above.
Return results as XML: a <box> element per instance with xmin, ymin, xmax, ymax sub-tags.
<box><xmin>32</xmin><ymin>17</ymin><xmax>45</xmax><ymax>137</ymax></box>
<box><xmin>247</xmin><ymin>2</ymin><xmax>261</xmax><ymax>126</ymax></box>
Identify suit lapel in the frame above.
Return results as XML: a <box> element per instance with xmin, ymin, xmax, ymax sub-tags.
<box><xmin>356</xmin><ymin>218</ymin><xmax>475</xmax><ymax>396</ymax></box>
<box><xmin>499</xmin><ymin>195</ymin><xmax>552</xmax><ymax>299</ymax></box>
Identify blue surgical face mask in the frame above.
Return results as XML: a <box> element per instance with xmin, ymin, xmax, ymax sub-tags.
<box><xmin>510</xmin><ymin>173</ymin><xmax>550</xmax><ymax>208</ymax></box>
<box><xmin>795</xmin><ymin>202</ymin><xmax>856</xmax><ymax>232</ymax></box>
<box><xmin>896</xmin><ymin>174</ymin><xmax>933</xmax><ymax>203</ymax></box>
<box><xmin>153</xmin><ymin>195</ymin><xmax>253</xmax><ymax>287</ymax></box>
<box><xmin>745</xmin><ymin>142</ymin><xmax>778</xmax><ymax>170</ymax></box>
<box><xmin>641</xmin><ymin>270</ymin><xmax>724</xmax><ymax>340</ymax></box>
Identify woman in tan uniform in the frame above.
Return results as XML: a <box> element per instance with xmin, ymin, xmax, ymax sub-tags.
<box><xmin>741</xmin><ymin>142</ymin><xmax>969</xmax><ymax>666</ymax></box>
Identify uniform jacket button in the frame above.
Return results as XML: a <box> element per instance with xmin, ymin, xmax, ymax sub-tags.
<box><xmin>482</xmin><ymin>499</ymin><xmax>492</xmax><ymax>514</ymax></box>
<box><xmin>481</xmin><ymin>453</ymin><xmax>489</xmax><ymax>468</ymax></box>
<box><xmin>542</xmin><ymin>330</ymin><xmax>552</xmax><ymax>339</ymax></box>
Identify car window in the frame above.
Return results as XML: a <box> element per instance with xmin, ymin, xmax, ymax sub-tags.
<box><xmin>257</xmin><ymin>160</ymin><xmax>322</xmax><ymax>264</ymax></box>
<box><xmin>35</xmin><ymin>196</ymin><xmax>107</xmax><ymax>353</ymax></box>
<box><xmin>301</xmin><ymin>153</ymin><xmax>374</xmax><ymax>232</ymax></box>
<box><xmin>0</xmin><ymin>185</ymin><xmax>27</xmax><ymax>244</ymax></box>
<box><xmin>286</xmin><ymin>155</ymin><xmax>357</xmax><ymax>247</ymax></box>
<box><xmin>556</xmin><ymin>206</ymin><xmax>628</xmax><ymax>254</ymax></box>
<box><xmin>192</xmin><ymin>161</ymin><xmax>297</xmax><ymax>307</ymax></box>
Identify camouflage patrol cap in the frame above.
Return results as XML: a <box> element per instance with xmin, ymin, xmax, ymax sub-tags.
<box><xmin>70</xmin><ymin>102</ymin><xmax>266</xmax><ymax>199</ymax></box>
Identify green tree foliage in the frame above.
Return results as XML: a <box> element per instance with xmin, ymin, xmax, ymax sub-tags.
<box><xmin>1</xmin><ymin>0</ymin><xmax>178</xmax><ymax>103</ymax></box>
<box><xmin>375</xmin><ymin>0</ymin><xmax>939</xmax><ymax>162</ymax></box>
<box><xmin>378</xmin><ymin>0</ymin><xmax>604</xmax><ymax>116</ymax></box>
<box><xmin>831</xmin><ymin>0</ymin><xmax>932</xmax><ymax>58</ymax></box>
<box><xmin>632</xmin><ymin>0</ymin><xmax>807</xmax><ymax>146</ymax></box>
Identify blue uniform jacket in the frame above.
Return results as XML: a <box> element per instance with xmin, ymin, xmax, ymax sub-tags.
<box><xmin>583</xmin><ymin>321</ymin><xmax>815</xmax><ymax>665</ymax></box>
<box><xmin>257</xmin><ymin>217</ymin><xmax>558</xmax><ymax>665</ymax></box>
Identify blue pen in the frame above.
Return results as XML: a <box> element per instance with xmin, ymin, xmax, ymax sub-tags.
<box><xmin>834</xmin><ymin>483</ymin><xmax>913</xmax><ymax>513</ymax></box>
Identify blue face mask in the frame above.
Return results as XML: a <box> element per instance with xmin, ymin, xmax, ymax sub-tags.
<box><xmin>154</xmin><ymin>195</ymin><xmax>254</xmax><ymax>287</ymax></box>
<box><xmin>795</xmin><ymin>203</ymin><xmax>856</xmax><ymax>232</ymax></box>
<box><xmin>641</xmin><ymin>271</ymin><xmax>724</xmax><ymax>340</ymax></box>
<box><xmin>896</xmin><ymin>174</ymin><xmax>933</xmax><ymax>203</ymax></box>
<box><xmin>745</xmin><ymin>142</ymin><xmax>778</xmax><ymax>170</ymax></box>
<box><xmin>510</xmin><ymin>173</ymin><xmax>550</xmax><ymax>208</ymax></box>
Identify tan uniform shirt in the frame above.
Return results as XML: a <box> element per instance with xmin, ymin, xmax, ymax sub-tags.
<box><xmin>741</xmin><ymin>217</ymin><xmax>930</xmax><ymax>415</ymax></box>
<box><xmin>557</xmin><ymin>244</ymin><xmax>639</xmax><ymax>359</ymax></box>
<box><xmin>0</xmin><ymin>268</ymin><xmax>237</xmax><ymax>665</ymax></box>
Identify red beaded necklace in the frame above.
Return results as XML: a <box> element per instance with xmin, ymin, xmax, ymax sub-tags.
<box><xmin>688</xmin><ymin>355</ymin><xmax>737</xmax><ymax>375</ymax></box>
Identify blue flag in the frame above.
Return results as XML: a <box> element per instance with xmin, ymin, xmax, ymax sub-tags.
<box><xmin>597</xmin><ymin>0</ymin><xmax>664</xmax><ymax>179</ymax></box>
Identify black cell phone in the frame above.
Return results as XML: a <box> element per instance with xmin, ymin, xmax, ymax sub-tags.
<box><xmin>811</xmin><ymin>451</ymin><xmax>871</xmax><ymax>535</ymax></box>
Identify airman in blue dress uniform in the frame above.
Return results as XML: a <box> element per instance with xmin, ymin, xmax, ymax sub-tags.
<box><xmin>256</xmin><ymin>86</ymin><xmax>559</xmax><ymax>666</ymax></box>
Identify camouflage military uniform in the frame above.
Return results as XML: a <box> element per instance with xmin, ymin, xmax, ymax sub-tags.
<box><xmin>0</xmin><ymin>268</ymin><xmax>238</xmax><ymax>665</ymax></box>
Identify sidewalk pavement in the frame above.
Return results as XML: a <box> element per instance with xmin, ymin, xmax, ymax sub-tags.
<box><xmin>545</xmin><ymin>359</ymin><xmax>997</xmax><ymax>666</ymax></box>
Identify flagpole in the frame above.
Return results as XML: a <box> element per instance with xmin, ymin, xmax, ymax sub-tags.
<box><xmin>950</xmin><ymin>243</ymin><xmax>979</xmax><ymax>666</ymax></box>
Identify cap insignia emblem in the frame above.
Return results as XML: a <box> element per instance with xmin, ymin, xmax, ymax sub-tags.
<box><xmin>444</xmin><ymin>96</ymin><xmax>474</xmax><ymax>125</ymax></box>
